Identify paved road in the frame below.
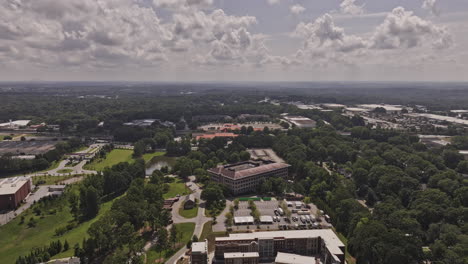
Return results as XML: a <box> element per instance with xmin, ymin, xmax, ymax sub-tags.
<box><xmin>0</xmin><ymin>185</ymin><xmax>57</xmax><ymax>226</ymax></box>
<box><xmin>25</xmin><ymin>144</ymin><xmax>102</xmax><ymax>177</ymax></box>
<box><xmin>164</xmin><ymin>176</ymin><xmax>211</xmax><ymax>264</ymax></box>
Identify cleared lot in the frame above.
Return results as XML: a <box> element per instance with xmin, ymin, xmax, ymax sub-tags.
<box><xmin>0</xmin><ymin>141</ymin><xmax>57</xmax><ymax>155</ymax></box>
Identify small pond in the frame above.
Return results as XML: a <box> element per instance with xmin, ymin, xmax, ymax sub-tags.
<box><xmin>145</xmin><ymin>156</ymin><xmax>177</xmax><ymax>175</ymax></box>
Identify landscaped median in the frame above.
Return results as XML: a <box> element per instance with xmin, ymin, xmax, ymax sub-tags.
<box><xmin>179</xmin><ymin>201</ymin><xmax>198</xmax><ymax>219</ymax></box>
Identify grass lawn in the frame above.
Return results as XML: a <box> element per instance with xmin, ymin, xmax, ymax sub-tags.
<box><xmin>33</xmin><ymin>175</ymin><xmax>77</xmax><ymax>185</ymax></box>
<box><xmin>333</xmin><ymin>228</ymin><xmax>356</xmax><ymax>264</ymax></box>
<box><xmin>37</xmin><ymin>160</ymin><xmax>62</xmax><ymax>173</ymax></box>
<box><xmin>146</xmin><ymin>223</ymin><xmax>195</xmax><ymax>264</ymax></box>
<box><xmin>178</xmin><ymin>202</ymin><xmax>198</xmax><ymax>219</ymax></box>
<box><xmin>0</xmin><ymin>194</ymin><xmax>117</xmax><ymax>264</ymax></box>
<box><xmin>163</xmin><ymin>179</ymin><xmax>191</xmax><ymax>199</ymax></box>
<box><xmin>84</xmin><ymin>149</ymin><xmax>133</xmax><ymax>171</ymax></box>
<box><xmin>57</xmin><ymin>169</ymin><xmax>74</xmax><ymax>174</ymax></box>
<box><xmin>143</xmin><ymin>152</ymin><xmax>165</xmax><ymax>163</ymax></box>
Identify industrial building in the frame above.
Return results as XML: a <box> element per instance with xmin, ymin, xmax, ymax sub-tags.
<box><xmin>0</xmin><ymin>176</ymin><xmax>32</xmax><ymax>211</ymax></box>
<box><xmin>0</xmin><ymin>120</ymin><xmax>31</xmax><ymax>129</ymax></box>
<box><xmin>282</xmin><ymin>116</ymin><xmax>317</xmax><ymax>129</ymax></box>
<box><xmin>208</xmin><ymin>161</ymin><xmax>290</xmax><ymax>195</ymax></box>
<box><xmin>215</xmin><ymin>230</ymin><xmax>345</xmax><ymax>264</ymax></box>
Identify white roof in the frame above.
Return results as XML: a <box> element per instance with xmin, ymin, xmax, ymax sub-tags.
<box><xmin>406</xmin><ymin>113</ymin><xmax>468</xmax><ymax>126</ymax></box>
<box><xmin>224</xmin><ymin>252</ymin><xmax>259</xmax><ymax>259</ymax></box>
<box><xmin>345</xmin><ymin>107</ymin><xmax>369</xmax><ymax>112</ymax></box>
<box><xmin>357</xmin><ymin>104</ymin><xmax>403</xmax><ymax>111</ymax></box>
<box><xmin>260</xmin><ymin>215</ymin><xmax>273</xmax><ymax>222</ymax></box>
<box><xmin>460</xmin><ymin>150</ymin><xmax>468</xmax><ymax>155</ymax></box>
<box><xmin>216</xmin><ymin>230</ymin><xmax>344</xmax><ymax>257</ymax></box>
<box><xmin>0</xmin><ymin>120</ymin><xmax>31</xmax><ymax>127</ymax></box>
<box><xmin>192</xmin><ymin>242</ymin><xmax>207</xmax><ymax>253</ymax></box>
<box><xmin>321</xmin><ymin>103</ymin><xmax>346</xmax><ymax>108</ymax></box>
<box><xmin>275</xmin><ymin>252</ymin><xmax>318</xmax><ymax>264</ymax></box>
<box><xmin>0</xmin><ymin>176</ymin><xmax>31</xmax><ymax>195</ymax></box>
<box><xmin>234</xmin><ymin>216</ymin><xmax>254</xmax><ymax>224</ymax></box>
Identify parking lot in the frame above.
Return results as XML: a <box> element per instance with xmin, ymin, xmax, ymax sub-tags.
<box><xmin>230</xmin><ymin>200</ymin><xmax>332</xmax><ymax>231</ymax></box>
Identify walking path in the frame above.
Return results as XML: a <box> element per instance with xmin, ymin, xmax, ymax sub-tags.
<box><xmin>0</xmin><ymin>185</ymin><xmax>60</xmax><ymax>226</ymax></box>
<box><xmin>163</xmin><ymin>176</ymin><xmax>211</xmax><ymax>264</ymax></box>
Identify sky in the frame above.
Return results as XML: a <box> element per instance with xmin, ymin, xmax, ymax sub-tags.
<box><xmin>0</xmin><ymin>0</ymin><xmax>468</xmax><ymax>82</ymax></box>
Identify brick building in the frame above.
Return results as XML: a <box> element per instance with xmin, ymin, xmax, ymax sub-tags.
<box><xmin>191</xmin><ymin>241</ymin><xmax>208</xmax><ymax>264</ymax></box>
<box><xmin>0</xmin><ymin>176</ymin><xmax>32</xmax><ymax>211</ymax></box>
<box><xmin>208</xmin><ymin>161</ymin><xmax>290</xmax><ymax>195</ymax></box>
<box><xmin>215</xmin><ymin>230</ymin><xmax>345</xmax><ymax>264</ymax></box>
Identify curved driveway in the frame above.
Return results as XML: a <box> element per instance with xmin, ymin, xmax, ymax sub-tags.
<box><xmin>165</xmin><ymin>176</ymin><xmax>211</xmax><ymax>264</ymax></box>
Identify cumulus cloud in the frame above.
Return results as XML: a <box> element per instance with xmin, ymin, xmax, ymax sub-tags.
<box><xmin>0</xmin><ymin>0</ymin><xmax>271</xmax><ymax>70</ymax></box>
<box><xmin>340</xmin><ymin>0</ymin><xmax>364</xmax><ymax>15</ymax></box>
<box><xmin>371</xmin><ymin>7</ymin><xmax>452</xmax><ymax>50</ymax></box>
<box><xmin>267</xmin><ymin>0</ymin><xmax>280</xmax><ymax>5</ymax></box>
<box><xmin>422</xmin><ymin>0</ymin><xmax>440</xmax><ymax>16</ymax></box>
<box><xmin>153</xmin><ymin>0</ymin><xmax>213</xmax><ymax>11</ymax></box>
<box><xmin>290</xmin><ymin>5</ymin><xmax>306</xmax><ymax>15</ymax></box>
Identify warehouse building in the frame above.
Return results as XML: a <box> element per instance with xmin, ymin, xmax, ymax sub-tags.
<box><xmin>208</xmin><ymin>161</ymin><xmax>290</xmax><ymax>195</ymax></box>
<box><xmin>215</xmin><ymin>230</ymin><xmax>345</xmax><ymax>264</ymax></box>
<box><xmin>0</xmin><ymin>176</ymin><xmax>32</xmax><ymax>211</ymax></box>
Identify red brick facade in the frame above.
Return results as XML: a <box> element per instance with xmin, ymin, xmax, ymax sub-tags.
<box><xmin>0</xmin><ymin>179</ymin><xmax>31</xmax><ymax>211</ymax></box>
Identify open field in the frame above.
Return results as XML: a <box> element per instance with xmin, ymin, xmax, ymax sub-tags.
<box><xmin>143</xmin><ymin>152</ymin><xmax>165</xmax><ymax>163</ymax></box>
<box><xmin>84</xmin><ymin>149</ymin><xmax>133</xmax><ymax>171</ymax></box>
<box><xmin>33</xmin><ymin>175</ymin><xmax>78</xmax><ymax>185</ymax></box>
<box><xmin>0</xmin><ymin>193</ymin><xmax>117</xmax><ymax>263</ymax></box>
<box><xmin>179</xmin><ymin>202</ymin><xmax>198</xmax><ymax>219</ymax></box>
<box><xmin>146</xmin><ymin>223</ymin><xmax>195</xmax><ymax>264</ymax></box>
<box><xmin>163</xmin><ymin>179</ymin><xmax>191</xmax><ymax>199</ymax></box>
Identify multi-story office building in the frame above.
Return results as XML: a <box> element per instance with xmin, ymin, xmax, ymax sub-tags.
<box><xmin>208</xmin><ymin>161</ymin><xmax>290</xmax><ymax>195</ymax></box>
<box><xmin>0</xmin><ymin>176</ymin><xmax>32</xmax><ymax>210</ymax></box>
<box><xmin>224</xmin><ymin>252</ymin><xmax>259</xmax><ymax>264</ymax></box>
<box><xmin>215</xmin><ymin>230</ymin><xmax>345</xmax><ymax>264</ymax></box>
<box><xmin>191</xmin><ymin>241</ymin><xmax>208</xmax><ymax>264</ymax></box>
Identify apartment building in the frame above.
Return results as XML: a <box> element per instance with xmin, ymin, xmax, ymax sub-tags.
<box><xmin>191</xmin><ymin>241</ymin><xmax>208</xmax><ymax>264</ymax></box>
<box><xmin>208</xmin><ymin>161</ymin><xmax>290</xmax><ymax>195</ymax></box>
<box><xmin>215</xmin><ymin>230</ymin><xmax>345</xmax><ymax>264</ymax></box>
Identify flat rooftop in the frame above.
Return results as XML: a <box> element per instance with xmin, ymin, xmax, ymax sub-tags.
<box><xmin>224</xmin><ymin>252</ymin><xmax>259</xmax><ymax>259</ymax></box>
<box><xmin>209</xmin><ymin>161</ymin><xmax>290</xmax><ymax>180</ymax></box>
<box><xmin>275</xmin><ymin>252</ymin><xmax>319</xmax><ymax>264</ymax></box>
<box><xmin>0</xmin><ymin>177</ymin><xmax>31</xmax><ymax>196</ymax></box>
<box><xmin>216</xmin><ymin>229</ymin><xmax>344</xmax><ymax>257</ymax></box>
<box><xmin>192</xmin><ymin>242</ymin><xmax>207</xmax><ymax>254</ymax></box>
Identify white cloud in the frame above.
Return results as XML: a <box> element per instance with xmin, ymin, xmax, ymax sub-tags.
<box><xmin>422</xmin><ymin>0</ymin><xmax>440</xmax><ymax>16</ymax></box>
<box><xmin>267</xmin><ymin>0</ymin><xmax>280</xmax><ymax>6</ymax></box>
<box><xmin>290</xmin><ymin>4</ymin><xmax>306</xmax><ymax>15</ymax></box>
<box><xmin>340</xmin><ymin>0</ymin><xmax>364</xmax><ymax>15</ymax></box>
<box><xmin>371</xmin><ymin>7</ymin><xmax>452</xmax><ymax>50</ymax></box>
